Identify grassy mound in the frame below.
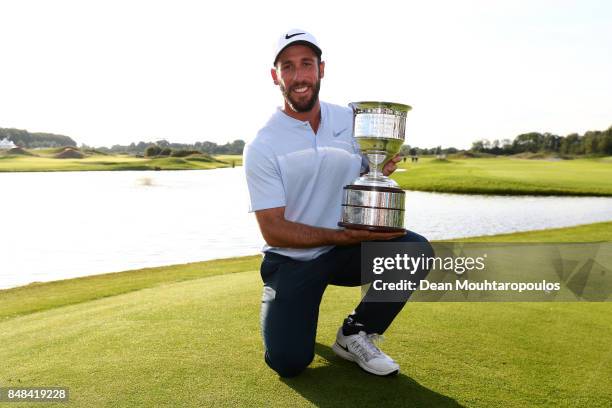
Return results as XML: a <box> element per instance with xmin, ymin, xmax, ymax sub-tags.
<box><xmin>0</xmin><ymin>153</ymin><xmax>238</xmax><ymax>172</ymax></box>
<box><xmin>82</xmin><ymin>148</ymin><xmax>109</xmax><ymax>156</ymax></box>
<box><xmin>6</xmin><ymin>147</ymin><xmax>36</xmax><ymax>156</ymax></box>
<box><xmin>54</xmin><ymin>147</ymin><xmax>86</xmax><ymax>159</ymax></box>
<box><xmin>448</xmin><ymin>151</ymin><xmax>495</xmax><ymax>159</ymax></box>
<box><xmin>170</xmin><ymin>150</ymin><xmax>202</xmax><ymax>158</ymax></box>
<box><xmin>185</xmin><ymin>153</ymin><xmax>215</xmax><ymax>162</ymax></box>
<box><xmin>511</xmin><ymin>152</ymin><xmax>570</xmax><ymax>160</ymax></box>
<box><xmin>30</xmin><ymin>146</ymin><xmax>80</xmax><ymax>155</ymax></box>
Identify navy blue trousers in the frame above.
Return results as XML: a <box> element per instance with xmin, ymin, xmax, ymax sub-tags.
<box><xmin>259</xmin><ymin>231</ymin><xmax>432</xmax><ymax>377</ymax></box>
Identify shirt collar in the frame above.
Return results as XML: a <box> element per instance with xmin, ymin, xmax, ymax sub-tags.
<box><xmin>272</xmin><ymin>102</ymin><xmax>327</xmax><ymax>130</ymax></box>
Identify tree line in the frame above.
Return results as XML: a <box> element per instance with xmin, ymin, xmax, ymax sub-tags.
<box><xmin>400</xmin><ymin>145</ymin><xmax>458</xmax><ymax>156</ymax></box>
<box><xmin>0</xmin><ymin>127</ymin><xmax>245</xmax><ymax>156</ymax></box>
<box><xmin>398</xmin><ymin>125</ymin><xmax>612</xmax><ymax>157</ymax></box>
<box><xmin>470</xmin><ymin>126</ymin><xmax>612</xmax><ymax>156</ymax></box>
<box><xmin>4</xmin><ymin>124</ymin><xmax>611</xmax><ymax>157</ymax></box>
<box><xmin>88</xmin><ymin>139</ymin><xmax>245</xmax><ymax>156</ymax></box>
<box><xmin>0</xmin><ymin>128</ymin><xmax>77</xmax><ymax>148</ymax></box>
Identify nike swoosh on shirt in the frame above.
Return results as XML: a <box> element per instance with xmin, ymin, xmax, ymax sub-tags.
<box><xmin>333</xmin><ymin>128</ymin><xmax>350</xmax><ymax>137</ymax></box>
<box><xmin>285</xmin><ymin>32</ymin><xmax>305</xmax><ymax>39</ymax></box>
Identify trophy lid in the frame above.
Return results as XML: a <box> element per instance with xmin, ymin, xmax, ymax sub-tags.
<box><xmin>349</xmin><ymin>101</ymin><xmax>412</xmax><ymax>116</ymax></box>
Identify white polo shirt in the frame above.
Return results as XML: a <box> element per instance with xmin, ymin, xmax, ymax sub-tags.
<box><xmin>244</xmin><ymin>101</ymin><xmax>367</xmax><ymax>261</ymax></box>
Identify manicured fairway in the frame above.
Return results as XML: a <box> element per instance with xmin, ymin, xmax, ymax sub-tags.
<box><xmin>0</xmin><ymin>151</ymin><xmax>240</xmax><ymax>172</ymax></box>
<box><xmin>393</xmin><ymin>156</ymin><xmax>612</xmax><ymax>196</ymax></box>
<box><xmin>1</xmin><ymin>222</ymin><xmax>611</xmax><ymax>407</ymax></box>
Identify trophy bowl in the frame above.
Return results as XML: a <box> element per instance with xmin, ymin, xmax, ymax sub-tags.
<box><xmin>338</xmin><ymin>101</ymin><xmax>412</xmax><ymax>232</ymax></box>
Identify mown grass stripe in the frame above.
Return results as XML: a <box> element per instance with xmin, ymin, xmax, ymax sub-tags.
<box><xmin>0</xmin><ymin>255</ymin><xmax>261</xmax><ymax>320</ymax></box>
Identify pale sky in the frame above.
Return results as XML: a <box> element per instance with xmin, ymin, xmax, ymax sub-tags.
<box><xmin>1</xmin><ymin>0</ymin><xmax>610</xmax><ymax>149</ymax></box>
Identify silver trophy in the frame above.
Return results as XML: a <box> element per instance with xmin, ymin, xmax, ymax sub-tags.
<box><xmin>338</xmin><ymin>101</ymin><xmax>411</xmax><ymax>232</ymax></box>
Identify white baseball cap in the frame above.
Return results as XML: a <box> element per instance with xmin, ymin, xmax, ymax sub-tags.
<box><xmin>273</xmin><ymin>29</ymin><xmax>322</xmax><ymax>66</ymax></box>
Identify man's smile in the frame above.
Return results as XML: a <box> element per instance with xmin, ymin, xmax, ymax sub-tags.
<box><xmin>289</xmin><ymin>84</ymin><xmax>314</xmax><ymax>104</ymax></box>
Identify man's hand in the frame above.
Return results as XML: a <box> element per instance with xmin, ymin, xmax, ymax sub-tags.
<box><xmin>255</xmin><ymin>207</ymin><xmax>405</xmax><ymax>248</ymax></box>
<box><xmin>382</xmin><ymin>154</ymin><xmax>402</xmax><ymax>177</ymax></box>
<box><xmin>336</xmin><ymin>228</ymin><xmax>406</xmax><ymax>246</ymax></box>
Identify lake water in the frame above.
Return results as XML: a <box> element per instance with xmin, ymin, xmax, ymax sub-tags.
<box><xmin>1</xmin><ymin>168</ymin><xmax>612</xmax><ymax>289</ymax></box>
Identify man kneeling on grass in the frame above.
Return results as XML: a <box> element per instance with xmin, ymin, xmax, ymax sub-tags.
<box><xmin>244</xmin><ymin>29</ymin><xmax>432</xmax><ymax>377</ymax></box>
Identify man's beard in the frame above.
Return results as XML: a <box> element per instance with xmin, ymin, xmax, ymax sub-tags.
<box><xmin>280</xmin><ymin>79</ymin><xmax>321</xmax><ymax>113</ymax></box>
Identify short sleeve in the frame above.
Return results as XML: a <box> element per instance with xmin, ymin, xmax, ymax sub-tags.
<box><xmin>244</xmin><ymin>143</ymin><xmax>286</xmax><ymax>212</ymax></box>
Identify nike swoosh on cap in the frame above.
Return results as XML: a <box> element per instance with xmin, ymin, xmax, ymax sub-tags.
<box><xmin>285</xmin><ymin>32</ymin><xmax>305</xmax><ymax>39</ymax></box>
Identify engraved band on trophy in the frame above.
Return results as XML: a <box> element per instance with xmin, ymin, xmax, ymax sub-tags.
<box><xmin>338</xmin><ymin>101</ymin><xmax>412</xmax><ymax>232</ymax></box>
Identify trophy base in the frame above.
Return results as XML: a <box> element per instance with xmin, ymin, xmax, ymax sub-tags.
<box><xmin>339</xmin><ymin>185</ymin><xmax>405</xmax><ymax>231</ymax></box>
<box><xmin>353</xmin><ymin>174</ymin><xmax>399</xmax><ymax>188</ymax></box>
<box><xmin>338</xmin><ymin>221</ymin><xmax>405</xmax><ymax>233</ymax></box>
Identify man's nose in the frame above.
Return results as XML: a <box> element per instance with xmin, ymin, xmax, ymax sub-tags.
<box><xmin>293</xmin><ymin>66</ymin><xmax>308</xmax><ymax>82</ymax></box>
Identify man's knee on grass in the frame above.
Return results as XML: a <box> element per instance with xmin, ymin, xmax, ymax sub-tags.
<box><xmin>265</xmin><ymin>350</ymin><xmax>314</xmax><ymax>378</ymax></box>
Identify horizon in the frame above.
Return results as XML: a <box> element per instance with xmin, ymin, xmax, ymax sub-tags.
<box><xmin>1</xmin><ymin>0</ymin><xmax>611</xmax><ymax>149</ymax></box>
<box><xmin>2</xmin><ymin>123</ymin><xmax>610</xmax><ymax>151</ymax></box>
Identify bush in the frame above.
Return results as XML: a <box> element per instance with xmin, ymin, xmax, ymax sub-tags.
<box><xmin>144</xmin><ymin>145</ymin><xmax>161</xmax><ymax>157</ymax></box>
<box><xmin>170</xmin><ymin>149</ymin><xmax>201</xmax><ymax>157</ymax></box>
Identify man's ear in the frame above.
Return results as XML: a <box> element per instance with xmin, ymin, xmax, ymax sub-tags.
<box><xmin>271</xmin><ymin>67</ymin><xmax>279</xmax><ymax>85</ymax></box>
<box><xmin>319</xmin><ymin>60</ymin><xmax>325</xmax><ymax>79</ymax></box>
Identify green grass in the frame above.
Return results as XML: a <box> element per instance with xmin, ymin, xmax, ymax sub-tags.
<box><xmin>459</xmin><ymin>221</ymin><xmax>612</xmax><ymax>242</ymax></box>
<box><xmin>392</xmin><ymin>156</ymin><xmax>612</xmax><ymax>196</ymax></box>
<box><xmin>214</xmin><ymin>154</ymin><xmax>242</xmax><ymax>166</ymax></box>
<box><xmin>3</xmin><ymin>150</ymin><xmax>611</xmax><ymax>197</ymax></box>
<box><xmin>0</xmin><ymin>256</ymin><xmax>261</xmax><ymax>321</ymax></box>
<box><xmin>0</xmin><ymin>149</ymin><xmax>240</xmax><ymax>172</ymax></box>
<box><xmin>1</xmin><ymin>222</ymin><xmax>611</xmax><ymax>407</ymax></box>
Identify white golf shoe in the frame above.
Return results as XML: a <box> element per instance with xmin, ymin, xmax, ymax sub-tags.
<box><xmin>332</xmin><ymin>327</ymin><xmax>400</xmax><ymax>376</ymax></box>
